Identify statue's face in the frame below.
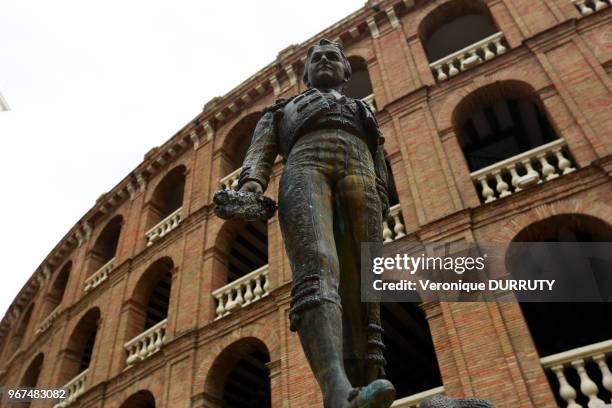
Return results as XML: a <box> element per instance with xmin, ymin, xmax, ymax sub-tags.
<box><xmin>307</xmin><ymin>45</ymin><xmax>346</xmax><ymax>89</ymax></box>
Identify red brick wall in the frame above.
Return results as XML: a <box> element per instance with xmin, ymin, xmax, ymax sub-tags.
<box><xmin>1</xmin><ymin>1</ymin><xmax>610</xmax><ymax>407</ymax></box>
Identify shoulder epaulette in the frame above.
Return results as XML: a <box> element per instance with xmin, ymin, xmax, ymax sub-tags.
<box><xmin>263</xmin><ymin>96</ymin><xmax>293</xmax><ymax>115</ymax></box>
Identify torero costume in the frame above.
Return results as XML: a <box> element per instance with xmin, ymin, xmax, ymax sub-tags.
<box><xmin>238</xmin><ymin>39</ymin><xmax>395</xmax><ymax>408</ymax></box>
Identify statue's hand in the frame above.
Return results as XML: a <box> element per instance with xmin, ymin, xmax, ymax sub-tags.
<box><xmin>239</xmin><ymin>180</ymin><xmax>263</xmax><ymax>195</ymax></box>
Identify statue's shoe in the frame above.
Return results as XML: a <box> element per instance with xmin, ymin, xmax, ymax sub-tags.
<box><xmin>347</xmin><ymin>379</ymin><xmax>396</xmax><ymax>408</ymax></box>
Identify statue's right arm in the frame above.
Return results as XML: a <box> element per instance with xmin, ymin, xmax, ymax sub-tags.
<box><xmin>236</xmin><ymin>109</ymin><xmax>279</xmax><ymax>193</ymax></box>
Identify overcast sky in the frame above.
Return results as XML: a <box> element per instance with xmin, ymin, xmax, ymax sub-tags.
<box><xmin>0</xmin><ymin>0</ymin><xmax>364</xmax><ymax>319</ymax></box>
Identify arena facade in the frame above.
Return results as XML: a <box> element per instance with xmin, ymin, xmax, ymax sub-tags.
<box><xmin>1</xmin><ymin>0</ymin><xmax>611</xmax><ymax>407</ymax></box>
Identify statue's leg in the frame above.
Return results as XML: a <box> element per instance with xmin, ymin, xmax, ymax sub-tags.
<box><xmin>334</xmin><ymin>172</ymin><xmax>387</xmax><ymax>387</ymax></box>
<box><xmin>278</xmin><ymin>166</ymin><xmax>354</xmax><ymax>408</ymax></box>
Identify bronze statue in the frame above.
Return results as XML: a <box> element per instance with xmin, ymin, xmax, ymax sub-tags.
<box><xmin>236</xmin><ymin>39</ymin><xmax>394</xmax><ymax>408</ymax></box>
<box><xmin>214</xmin><ymin>38</ymin><xmax>497</xmax><ymax>408</ymax></box>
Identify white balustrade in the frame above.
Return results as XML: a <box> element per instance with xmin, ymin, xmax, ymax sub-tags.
<box><xmin>145</xmin><ymin>207</ymin><xmax>182</xmax><ymax>246</ymax></box>
<box><xmin>84</xmin><ymin>257</ymin><xmax>115</xmax><ymax>292</ymax></box>
<box><xmin>383</xmin><ymin>204</ymin><xmax>407</xmax><ymax>244</ymax></box>
<box><xmin>54</xmin><ymin>369</ymin><xmax>88</xmax><ymax>408</ymax></box>
<box><xmin>391</xmin><ymin>386</ymin><xmax>445</xmax><ymax>408</ymax></box>
<box><xmin>470</xmin><ymin>139</ymin><xmax>575</xmax><ymax>203</ymax></box>
<box><xmin>124</xmin><ymin>318</ymin><xmax>168</xmax><ymax>366</ymax></box>
<box><xmin>430</xmin><ymin>32</ymin><xmax>507</xmax><ymax>82</ymax></box>
<box><xmin>213</xmin><ymin>264</ymin><xmax>270</xmax><ymax>319</ymax></box>
<box><xmin>541</xmin><ymin>339</ymin><xmax>612</xmax><ymax>408</ymax></box>
<box><xmin>35</xmin><ymin>304</ymin><xmax>61</xmax><ymax>334</ymax></box>
<box><xmin>362</xmin><ymin>93</ymin><xmax>377</xmax><ymax>112</ymax></box>
<box><xmin>219</xmin><ymin>167</ymin><xmax>242</xmax><ymax>190</ymax></box>
<box><xmin>572</xmin><ymin>0</ymin><xmax>611</xmax><ymax>16</ymax></box>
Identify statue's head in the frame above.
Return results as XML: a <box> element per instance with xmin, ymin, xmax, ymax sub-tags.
<box><xmin>303</xmin><ymin>39</ymin><xmax>352</xmax><ymax>89</ymax></box>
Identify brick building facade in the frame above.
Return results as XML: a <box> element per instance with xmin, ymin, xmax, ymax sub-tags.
<box><xmin>1</xmin><ymin>0</ymin><xmax>611</xmax><ymax>407</ymax></box>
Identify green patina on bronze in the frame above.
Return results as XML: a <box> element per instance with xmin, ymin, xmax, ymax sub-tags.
<box><xmin>234</xmin><ymin>39</ymin><xmax>394</xmax><ymax>408</ymax></box>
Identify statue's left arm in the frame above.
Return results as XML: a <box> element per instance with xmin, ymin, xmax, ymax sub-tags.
<box><xmin>236</xmin><ymin>107</ymin><xmax>280</xmax><ymax>193</ymax></box>
<box><xmin>360</xmin><ymin>100</ymin><xmax>390</xmax><ymax>219</ymax></box>
<box><xmin>374</xmin><ymin>137</ymin><xmax>390</xmax><ymax>219</ymax></box>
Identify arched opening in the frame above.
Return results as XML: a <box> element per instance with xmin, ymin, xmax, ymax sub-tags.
<box><xmin>453</xmin><ymin>81</ymin><xmax>574</xmax><ymax>203</ymax></box>
<box><xmin>7</xmin><ymin>303</ymin><xmax>34</xmax><ymax>357</ymax></box>
<box><xmin>204</xmin><ymin>338</ymin><xmax>271</xmax><ymax>408</ymax></box>
<box><xmin>57</xmin><ymin>308</ymin><xmax>100</xmax><ymax>387</ymax></box>
<box><xmin>382</xmin><ymin>302</ymin><xmax>442</xmax><ymax>399</ymax></box>
<box><xmin>345</xmin><ymin>56</ymin><xmax>376</xmax><ymax>111</ymax></box>
<box><xmin>228</xmin><ymin>220</ymin><xmax>268</xmax><ymax>283</ymax></box>
<box><xmin>87</xmin><ymin>215</ymin><xmax>123</xmax><ymax>277</ymax></box>
<box><xmin>119</xmin><ymin>390</ymin><xmax>156</xmax><ymax>408</ymax></box>
<box><xmin>124</xmin><ymin>258</ymin><xmax>173</xmax><ymax>366</ymax></box>
<box><xmin>145</xmin><ymin>166</ymin><xmax>186</xmax><ymax>245</ymax></box>
<box><xmin>508</xmin><ymin>214</ymin><xmax>612</xmax><ymax>406</ymax></box>
<box><xmin>220</xmin><ymin>112</ymin><xmax>262</xmax><ymax>190</ymax></box>
<box><xmin>18</xmin><ymin>353</ymin><xmax>44</xmax><ymax>407</ymax></box>
<box><xmin>212</xmin><ymin>220</ymin><xmax>269</xmax><ymax>319</ymax></box>
<box><xmin>420</xmin><ymin>0</ymin><xmax>506</xmax><ymax>80</ymax></box>
<box><xmin>40</xmin><ymin>262</ymin><xmax>71</xmax><ymax>320</ymax></box>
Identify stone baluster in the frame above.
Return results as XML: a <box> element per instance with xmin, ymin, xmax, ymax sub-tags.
<box><xmin>594</xmin><ymin>0</ymin><xmax>608</xmax><ymax>10</ymax></box>
<box><xmin>393</xmin><ymin>213</ymin><xmax>406</xmax><ymax>240</ymax></box>
<box><xmin>551</xmin><ymin>365</ymin><xmax>581</xmax><ymax>408</ymax></box>
<box><xmin>435</xmin><ymin>66</ymin><xmax>447</xmax><ymax>81</ymax></box>
<box><xmin>219</xmin><ymin>167</ymin><xmax>242</xmax><ymax>190</ymax></box>
<box><xmin>508</xmin><ymin>164</ymin><xmax>522</xmax><ymax>192</ymax></box>
<box><xmin>448</xmin><ymin>61</ymin><xmax>459</xmax><ymax>76</ymax></box>
<box><xmin>262</xmin><ymin>270</ymin><xmax>270</xmax><ymax>294</ymax></box>
<box><xmin>234</xmin><ymin>285</ymin><xmax>244</xmax><ymax>306</ymax></box>
<box><xmin>478</xmin><ymin>176</ymin><xmax>496</xmax><ymax>203</ymax></box>
<box><xmin>483</xmin><ymin>43</ymin><xmax>495</xmax><ymax>60</ymax></box>
<box><xmin>522</xmin><ymin>159</ymin><xmax>541</xmax><ymax>184</ymax></box>
<box><xmin>460</xmin><ymin>50</ymin><xmax>481</xmax><ymax>70</ymax></box>
<box><xmin>493</xmin><ymin>170</ymin><xmax>510</xmax><ymax>197</ymax></box>
<box><xmin>575</xmin><ymin>0</ymin><xmax>594</xmax><ymax>14</ymax></box>
<box><xmin>253</xmin><ymin>274</ymin><xmax>264</xmax><ymax>300</ymax></box>
<box><xmin>214</xmin><ymin>294</ymin><xmax>226</xmax><ymax>319</ymax></box>
<box><xmin>592</xmin><ymin>354</ymin><xmax>612</xmax><ymax>397</ymax></box>
<box><xmin>538</xmin><ymin>154</ymin><xmax>558</xmax><ymax>181</ymax></box>
<box><xmin>243</xmin><ymin>280</ymin><xmax>254</xmax><ymax>305</ymax></box>
<box><xmin>494</xmin><ymin>38</ymin><xmax>506</xmax><ymax>54</ymax></box>
<box><xmin>571</xmin><ymin>359</ymin><xmax>606</xmax><ymax>406</ymax></box>
<box><xmin>382</xmin><ymin>219</ymin><xmax>393</xmax><ymax>243</ymax></box>
<box><xmin>554</xmin><ymin>148</ymin><xmax>576</xmax><ymax>174</ymax></box>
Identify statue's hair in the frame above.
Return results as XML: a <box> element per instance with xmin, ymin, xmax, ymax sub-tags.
<box><xmin>302</xmin><ymin>39</ymin><xmax>352</xmax><ymax>87</ymax></box>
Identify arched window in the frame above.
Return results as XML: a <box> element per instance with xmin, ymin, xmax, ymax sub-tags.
<box><xmin>50</xmin><ymin>262</ymin><xmax>70</xmax><ymax>306</ymax></box>
<box><xmin>508</xmin><ymin>214</ymin><xmax>612</xmax><ymax>407</ymax></box>
<box><xmin>57</xmin><ymin>308</ymin><xmax>100</xmax><ymax>395</ymax></box>
<box><xmin>21</xmin><ymin>354</ymin><xmax>44</xmax><ymax>387</ymax></box>
<box><xmin>119</xmin><ymin>390</ymin><xmax>156</xmax><ymax>408</ymax></box>
<box><xmin>453</xmin><ymin>81</ymin><xmax>575</xmax><ymax>203</ymax></box>
<box><xmin>37</xmin><ymin>262</ymin><xmax>71</xmax><ymax>333</ymax></box>
<box><xmin>85</xmin><ymin>215</ymin><xmax>123</xmax><ymax>291</ymax></box>
<box><xmin>124</xmin><ymin>258</ymin><xmax>173</xmax><ymax>366</ymax></box>
<box><xmin>228</xmin><ymin>220</ymin><xmax>268</xmax><ymax>283</ymax></box>
<box><xmin>19</xmin><ymin>353</ymin><xmax>44</xmax><ymax>407</ymax></box>
<box><xmin>88</xmin><ymin>216</ymin><xmax>122</xmax><ymax>273</ymax></box>
<box><xmin>204</xmin><ymin>338</ymin><xmax>272</xmax><ymax>408</ymax></box>
<box><xmin>213</xmin><ymin>220</ymin><xmax>269</xmax><ymax>319</ymax></box>
<box><xmin>420</xmin><ymin>0</ymin><xmax>507</xmax><ymax>81</ymax></box>
<box><xmin>219</xmin><ymin>112</ymin><xmax>262</xmax><ymax>190</ymax></box>
<box><xmin>345</xmin><ymin>56</ymin><xmax>376</xmax><ymax>111</ymax></box>
<box><xmin>145</xmin><ymin>166</ymin><xmax>186</xmax><ymax>246</ymax></box>
<box><xmin>7</xmin><ymin>303</ymin><xmax>34</xmax><ymax>357</ymax></box>
<box><xmin>382</xmin><ymin>302</ymin><xmax>442</xmax><ymax>400</ymax></box>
